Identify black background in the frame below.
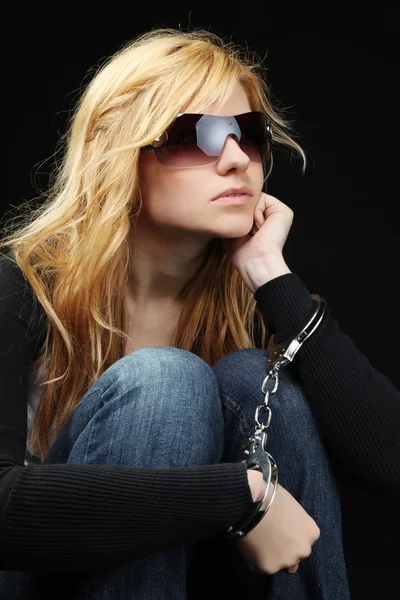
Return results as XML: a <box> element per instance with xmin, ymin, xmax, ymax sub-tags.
<box><xmin>5</xmin><ymin>4</ymin><xmax>399</xmax><ymax>599</ymax></box>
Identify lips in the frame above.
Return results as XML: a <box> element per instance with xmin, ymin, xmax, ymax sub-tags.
<box><xmin>212</xmin><ymin>187</ymin><xmax>252</xmax><ymax>201</ymax></box>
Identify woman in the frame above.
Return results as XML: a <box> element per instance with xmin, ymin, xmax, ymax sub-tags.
<box><xmin>0</xmin><ymin>28</ymin><xmax>398</xmax><ymax>600</ymax></box>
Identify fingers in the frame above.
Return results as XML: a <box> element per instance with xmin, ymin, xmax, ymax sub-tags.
<box><xmin>253</xmin><ymin>192</ymin><xmax>294</xmax><ymax>233</ymax></box>
<box><xmin>286</xmin><ymin>560</ymin><xmax>300</xmax><ymax>574</ymax></box>
<box><xmin>255</xmin><ymin>192</ymin><xmax>294</xmax><ymax>216</ymax></box>
<box><xmin>285</xmin><ymin>534</ymin><xmax>319</xmax><ymax>574</ymax></box>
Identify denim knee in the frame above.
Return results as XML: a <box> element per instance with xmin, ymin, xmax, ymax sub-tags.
<box><xmin>53</xmin><ymin>347</ymin><xmax>224</xmax><ymax>469</ymax></box>
<box><xmin>97</xmin><ymin>346</ymin><xmax>223</xmax><ymax>425</ymax></box>
<box><xmin>213</xmin><ymin>347</ymin><xmax>334</xmax><ymax>486</ymax></box>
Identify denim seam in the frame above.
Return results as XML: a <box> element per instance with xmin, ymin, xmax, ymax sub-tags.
<box><xmin>84</xmin><ymin>386</ymin><xmax>103</xmax><ymax>400</ymax></box>
<box><xmin>220</xmin><ymin>391</ymin><xmax>252</xmax><ymax>439</ymax></box>
<box><xmin>80</xmin><ymin>391</ymin><xmax>109</xmax><ymax>464</ymax></box>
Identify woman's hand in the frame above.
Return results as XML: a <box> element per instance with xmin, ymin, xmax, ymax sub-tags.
<box><xmin>222</xmin><ymin>192</ymin><xmax>294</xmax><ymax>293</ymax></box>
<box><xmin>237</xmin><ymin>480</ymin><xmax>320</xmax><ymax>575</ymax></box>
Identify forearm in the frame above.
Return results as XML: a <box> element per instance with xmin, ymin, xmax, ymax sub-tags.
<box><xmin>1</xmin><ymin>461</ymin><xmax>254</xmax><ymax>571</ymax></box>
<box><xmin>254</xmin><ymin>272</ymin><xmax>400</xmax><ymax>489</ymax></box>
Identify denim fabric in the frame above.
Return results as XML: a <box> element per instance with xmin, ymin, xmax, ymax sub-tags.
<box><xmin>1</xmin><ymin>347</ymin><xmax>350</xmax><ymax>599</ymax></box>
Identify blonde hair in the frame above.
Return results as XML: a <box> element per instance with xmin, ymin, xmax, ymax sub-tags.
<box><xmin>0</xmin><ymin>27</ymin><xmax>306</xmax><ymax>459</ymax></box>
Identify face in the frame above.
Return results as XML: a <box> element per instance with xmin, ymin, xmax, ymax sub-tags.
<box><xmin>136</xmin><ymin>83</ymin><xmax>264</xmax><ymax>248</ymax></box>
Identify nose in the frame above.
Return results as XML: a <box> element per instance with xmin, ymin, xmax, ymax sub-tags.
<box><xmin>215</xmin><ymin>134</ymin><xmax>250</xmax><ymax>175</ymax></box>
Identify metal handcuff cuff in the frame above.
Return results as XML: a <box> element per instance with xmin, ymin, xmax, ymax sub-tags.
<box><xmin>226</xmin><ymin>294</ymin><xmax>328</xmax><ymax>540</ymax></box>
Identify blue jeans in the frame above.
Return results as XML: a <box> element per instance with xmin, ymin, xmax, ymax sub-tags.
<box><xmin>1</xmin><ymin>347</ymin><xmax>350</xmax><ymax>599</ymax></box>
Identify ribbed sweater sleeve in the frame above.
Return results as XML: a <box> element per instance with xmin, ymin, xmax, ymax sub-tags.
<box><xmin>254</xmin><ymin>273</ymin><xmax>400</xmax><ymax>492</ymax></box>
<box><xmin>0</xmin><ymin>254</ymin><xmax>254</xmax><ymax>571</ymax></box>
<box><xmin>0</xmin><ymin>462</ymin><xmax>251</xmax><ymax>572</ymax></box>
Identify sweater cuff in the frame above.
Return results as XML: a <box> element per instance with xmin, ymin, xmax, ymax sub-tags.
<box><xmin>254</xmin><ymin>273</ymin><xmax>317</xmax><ymax>344</ymax></box>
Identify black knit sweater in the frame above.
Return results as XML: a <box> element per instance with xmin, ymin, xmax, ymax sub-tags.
<box><xmin>1</xmin><ymin>253</ymin><xmax>399</xmax><ymax>573</ymax></box>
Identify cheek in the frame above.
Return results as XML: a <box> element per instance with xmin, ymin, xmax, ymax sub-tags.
<box><xmin>253</xmin><ymin>162</ymin><xmax>265</xmax><ymax>186</ymax></box>
<box><xmin>141</xmin><ymin>177</ymin><xmax>193</xmax><ymax>223</ymax></box>
<box><xmin>139</xmin><ymin>159</ymin><xmax>173</xmax><ymax>207</ymax></box>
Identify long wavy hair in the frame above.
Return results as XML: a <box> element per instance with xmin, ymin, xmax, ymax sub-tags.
<box><xmin>0</xmin><ymin>27</ymin><xmax>306</xmax><ymax>459</ymax></box>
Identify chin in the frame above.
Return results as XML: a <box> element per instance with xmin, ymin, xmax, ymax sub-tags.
<box><xmin>220</xmin><ymin>228</ymin><xmax>252</xmax><ymax>238</ymax></box>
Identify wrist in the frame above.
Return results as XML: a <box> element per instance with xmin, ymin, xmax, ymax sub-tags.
<box><xmin>246</xmin><ymin>469</ymin><xmax>264</xmax><ymax>502</ymax></box>
<box><xmin>245</xmin><ymin>255</ymin><xmax>292</xmax><ymax>294</ymax></box>
<box><xmin>228</xmin><ymin>458</ymin><xmax>278</xmax><ymax>540</ymax></box>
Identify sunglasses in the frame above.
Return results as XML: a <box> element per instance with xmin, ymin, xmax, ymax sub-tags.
<box><xmin>142</xmin><ymin>111</ymin><xmax>273</xmax><ymax>175</ymax></box>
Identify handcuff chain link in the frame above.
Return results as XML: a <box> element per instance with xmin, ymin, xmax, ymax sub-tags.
<box><xmin>254</xmin><ymin>367</ymin><xmax>280</xmax><ymax>434</ymax></box>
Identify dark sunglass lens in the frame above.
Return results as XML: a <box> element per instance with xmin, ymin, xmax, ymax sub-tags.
<box><xmin>154</xmin><ymin>115</ymin><xmax>215</xmax><ymax>167</ymax></box>
<box><xmin>239</xmin><ymin>114</ymin><xmax>269</xmax><ymax>160</ymax></box>
<box><xmin>153</xmin><ymin>112</ymin><xmax>271</xmax><ymax>169</ymax></box>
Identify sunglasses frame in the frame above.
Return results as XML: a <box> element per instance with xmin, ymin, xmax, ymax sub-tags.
<box><xmin>141</xmin><ymin>111</ymin><xmax>274</xmax><ymax>174</ymax></box>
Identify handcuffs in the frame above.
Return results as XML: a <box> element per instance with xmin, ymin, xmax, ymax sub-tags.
<box><xmin>226</xmin><ymin>294</ymin><xmax>327</xmax><ymax>539</ymax></box>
